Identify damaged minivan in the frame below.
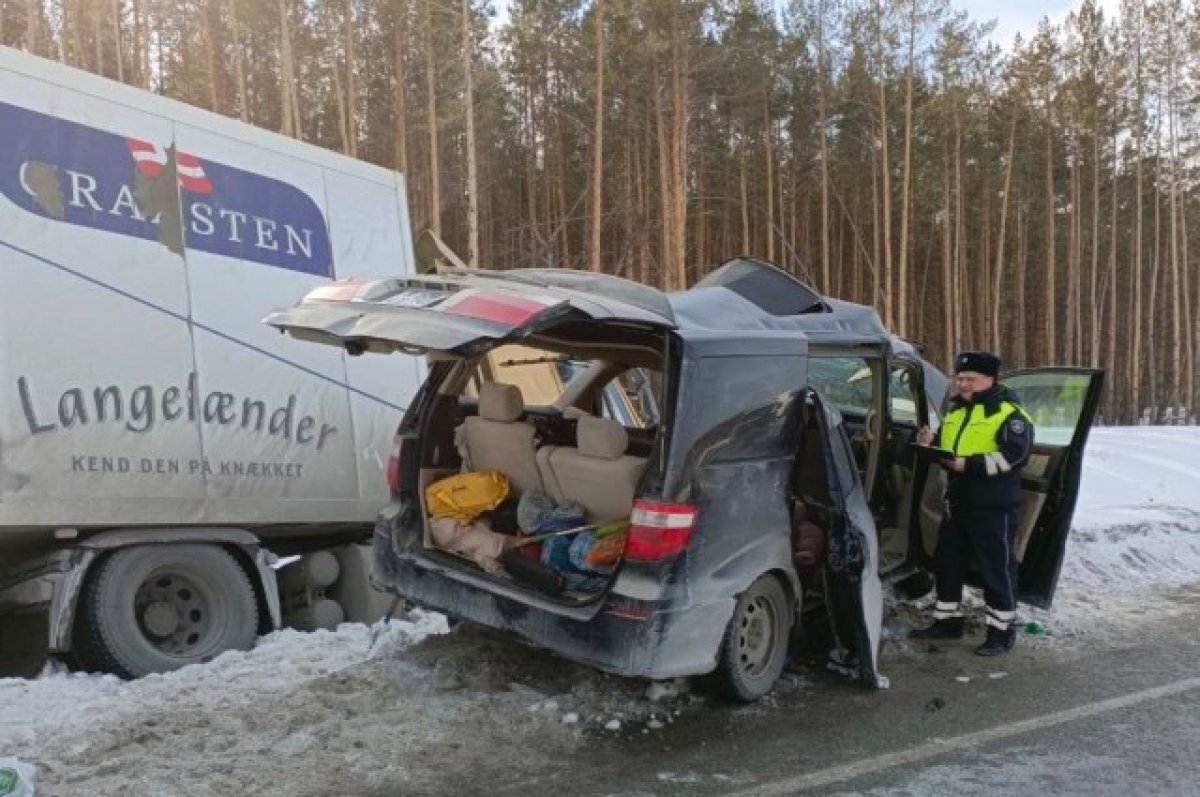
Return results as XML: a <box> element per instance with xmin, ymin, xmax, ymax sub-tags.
<box><xmin>266</xmin><ymin>258</ymin><xmax>1102</xmax><ymax>701</ymax></box>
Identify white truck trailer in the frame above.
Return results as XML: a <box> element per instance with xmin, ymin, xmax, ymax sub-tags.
<box><xmin>0</xmin><ymin>46</ymin><xmax>421</xmax><ymax>677</ymax></box>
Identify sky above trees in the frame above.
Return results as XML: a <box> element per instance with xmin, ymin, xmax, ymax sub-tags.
<box><xmin>956</xmin><ymin>0</ymin><xmax>1121</xmax><ymax>44</ymax></box>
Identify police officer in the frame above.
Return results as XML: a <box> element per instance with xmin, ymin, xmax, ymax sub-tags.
<box><xmin>911</xmin><ymin>351</ymin><xmax>1034</xmax><ymax>656</ymax></box>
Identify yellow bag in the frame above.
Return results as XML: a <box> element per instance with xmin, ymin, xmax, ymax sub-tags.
<box><xmin>425</xmin><ymin>471</ymin><xmax>510</xmax><ymax>521</ymax></box>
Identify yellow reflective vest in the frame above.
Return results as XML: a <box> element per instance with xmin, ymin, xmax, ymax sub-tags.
<box><xmin>937</xmin><ymin>392</ymin><xmax>1034</xmax><ymax>508</ymax></box>
<box><xmin>941</xmin><ymin>400</ymin><xmax>1032</xmax><ymax>456</ymax></box>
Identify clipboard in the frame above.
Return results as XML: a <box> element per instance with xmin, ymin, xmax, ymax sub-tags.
<box><xmin>911</xmin><ymin>443</ymin><xmax>956</xmax><ymax>462</ymax></box>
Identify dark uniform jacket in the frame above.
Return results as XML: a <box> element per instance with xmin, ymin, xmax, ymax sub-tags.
<box><xmin>935</xmin><ymin>384</ymin><xmax>1034</xmax><ymax>509</ymax></box>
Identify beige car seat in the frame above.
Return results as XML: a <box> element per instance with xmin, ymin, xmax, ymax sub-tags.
<box><xmin>536</xmin><ymin>415</ymin><xmax>646</xmax><ymax>522</ymax></box>
<box><xmin>459</xmin><ymin>382</ymin><xmax>544</xmax><ymax>496</ymax></box>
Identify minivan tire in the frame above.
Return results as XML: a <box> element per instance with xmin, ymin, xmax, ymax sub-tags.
<box><xmin>715</xmin><ymin>574</ymin><xmax>793</xmax><ymax>702</ymax></box>
<box><xmin>74</xmin><ymin>544</ymin><xmax>259</xmax><ymax>679</ymax></box>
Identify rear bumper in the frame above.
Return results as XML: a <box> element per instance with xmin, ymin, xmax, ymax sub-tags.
<box><xmin>371</xmin><ymin>526</ymin><xmax>733</xmax><ymax>680</ymax></box>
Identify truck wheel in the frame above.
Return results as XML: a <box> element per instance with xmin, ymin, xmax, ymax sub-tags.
<box><xmin>715</xmin><ymin>574</ymin><xmax>793</xmax><ymax>702</ymax></box>
<box><xmin>75</xmin><ymin>545</ymin><xmax>259</xmax><ymax>678</ymax></box>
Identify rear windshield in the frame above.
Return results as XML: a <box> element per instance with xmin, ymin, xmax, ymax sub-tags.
<box><xmin>463</xmin><ymin>343</ymin><xmax>661</xmax><ymax>432</ymax></box>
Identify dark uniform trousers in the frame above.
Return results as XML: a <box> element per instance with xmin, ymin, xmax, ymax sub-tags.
<box><xmin>934</xmin><ymin>502</ymin><xmax>1020</xmax><ymax>628</ymax></box>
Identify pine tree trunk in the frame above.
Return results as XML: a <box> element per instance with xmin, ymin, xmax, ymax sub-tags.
<box><xmin>634</xmin><ymin>128</ymin><xmax>650</xmax><ymax>284</ymax></box>
<box><xmin>1090</xmin><ymin>134</ymin><xmax>1101</xmax><ymax>367</ymax></box>
<box><xmin>764</xmin><ymin>103</ymin><xmax>774</xmax><ymax>263</ymax></box>
<box><xmin>524</xmin><ymin>89</ymin><xmax>543</xmax><ymax>261</ymax></box>
<box><xmin>1108</xmin><ymin>138</ymin><xmax>1119</xmax><ymax>419</ymax></box>
<box><xmin>1168</xmin><ymin>68</ymin><xmax>1182</xmax><ymax>408</ymax></box>
<box><xmin>1044</xmin><ymin>127</ymin><xmax>1056</xmax><ymax>365</ymax></box>
<box><xmin>91</xmin><ymin>1</ymin><xmax>105</xmax><ymax>76</ymax></box>
<box><xmin>393</xmin><ymin>0</ymin><xmax>409</xmax><ymax>173</ymax></box>
<box><xmin>1180</xmin><ymin>180</ymin><xmax>1190</xmax><ymax>417</ymax></box>
<box><xmin>953</xmin><ymin>112</ymin><xmax>964</xmax><ymax>353</ymax></box>
<box><xmin>228</xmin><ymin>0</ymin><xmax>246</xmax><ymax>122</ymax></box>
<box><xmin>1017</xmin><ymin>203</ymin><xmax>1028</xmax><ymax>368</ymax></box>
<box><xmin>554</xmin><ymin>116</ymin><xmax>569</xmax><ymax>266</ymax></box>
<box><xmin>1148</xmin><ymin>107</ymin><xmax>1162</xmax><ymax>413</ymax></box>
<box><xmin>877</xmin><ymin>5</ymin><xmax>893</xmax><ymax>328</ymax></box>
<box><xmin>588</xmin><ymin>0</ymin><xmax>605</xmax><ymax>272</ymax></box>
<box><xmin>333</xmin><ymin>58</ymin><xmax>349</xmax><ymax>148</ymax></box>
<box><xmin>207</xmin><ymin>0</ymin><xmax>223</xmax><ymax>113</ymax></box>
<box><xmin>280</xmin><ymin>0</ymin><xmax>298</xmax><ymax>137</ymax></box>
<box><xmin>992</xmin><ymin>111</ymin><xmax>1017</xmax><ymax>349</ymax></box>
<box><xmin>1130</xmin><ymin>11</ymin><xmax>1144</xmax><ymax>422</ymax></box>
<box><xmin>113</xmin><ymin>0</ymin><xmax>124</xmax><ymax>83</ymax></box>
<box><xmin>655</xmin><ymin>64</ymin><xmax>671</xmax><ymax>288</ymax></box>
<box><xmin>942</xmin><ymin>147</ymin><xmax>953</xmax><ymax>363</ymax></box>
<box><xmin>871</xmin><ymin>152</ymin><xmax>881</xmax><ymax>313</ymax></box>
<box><xmin>461</xmin><ymin>0</ymin><xmax>478</xmax><ymax>267</ymax></box>
<box><xmin>345</xmin><ymin>2</ymin><xmax>358</xmax><ymax>158</ymax></box>
<box><xmin>818</xmin><ymin>92</ymin><xmax>831</xmax><ymax>293</ymax></box>
<box><xmin>424</xmin><ymin>0</ymin><xmax>441</xmax><ymax>236</ymax></box>
<box><xmin>898</xmin><ymin>0</ymin><xmax>916</xmax><ymax>337</ymax></box>
<box><xmin>69</xmin><ymin>0</ymin><xmax>85</xmax><ymax>67</ymax></box>
<box><xmin>668</xmin><ymin>4</ymin><xmax>688</xmax><ymax>290</ymax></box>
<box><xmin>1068</xmin><ymin>130</ymin><xmax>1081</xmax><ymax>363</ymax></box>
<box><xmin>25</xmin><ymin>0</ymin><xmax>39</xmax><ymax>55</ymax></box>
<box><xmin>734</xmin><ymin>147</ymin><xmax>744</xmax><ymax>250</ymax></box>
<box><xmin>137</xmin><ymin>0</ymin><xmax>150</xmax><ymax>88</ymax></box>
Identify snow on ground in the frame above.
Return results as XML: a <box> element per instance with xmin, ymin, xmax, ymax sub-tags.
<box><xmin>4</xmin><ymin>426</ymin><xmax>1200</xmax><ymax>795</ymax></box>
<box><xmin>0</xmin><ymin>610</ymin><xmax>692</xmax><ymax>796</ymax></box>
<box><xmin>1034</xmin><ymin>427</ymin><xmax>1200</xmax><ymax>638</ymax></box>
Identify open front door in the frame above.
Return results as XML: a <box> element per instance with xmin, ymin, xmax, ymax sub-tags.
<box><xmin>1005</xmin><ymin>368</ymin><xmax>1105</xmax><ymax>607</ymax></box>
<box><xmin>809</xmin><ymin>391</ymin><xmax>884</xmax><ymax>687</ymax></box>
<box><xmin>881</xmin><ymin>354</ymin><xmax>937</xmax><ymax>575</ymax></box>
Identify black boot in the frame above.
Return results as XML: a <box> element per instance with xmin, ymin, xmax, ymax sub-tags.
<box><xmin>909</xmin><ymin>617</ymin><xmax>964</xmax><ymax>640</ymax></box>
<box><xmin>975</xmin><ymin>626</ymin><xmax>1016</xmax><ymax>656</ymax></box>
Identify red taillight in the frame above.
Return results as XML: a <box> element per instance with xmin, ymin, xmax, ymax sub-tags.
<box><xmin>625</xmin><ymin>500</ymin><xmax>698</xmax><ymax>562</ymax></box>
<box><xmin>386</xmin><ymin>436</ymin><xmax>404</xmax><ymax>492</ymax></box>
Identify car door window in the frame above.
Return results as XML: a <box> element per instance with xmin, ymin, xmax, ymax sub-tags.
<box><xmin>807</xmin><ymin>357</ymin><xmax>877</xmax><ymax>418</ymax></box>
<box><xmin>1005</xmin><ymin>371</ymin><xmax>1093</xmax><ymax>446</ymax></box>
<box><xmin>807</xmin><ymin>355</ymin><xmax>884</xmax><ymax>493</ymax></box>
<box><xmin>463</xmin><ymin>344</ymin><xmax>574</xmax><ymax>406</ymax></box>
<box><xmin>1000</xmin><ymin>368</ymin><xmax>1105</xmax><ymax>606</ymax></box>
<box><xmin>889</xmin><ymin>366</ymin><xmax>921</xmax><ymax>426</ymax></box>
<box><xmin>598</xmin><ymin>369</ymin><xmax>660</xmax><ymax>431</ymax></box>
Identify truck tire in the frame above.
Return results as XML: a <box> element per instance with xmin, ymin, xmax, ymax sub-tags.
<box><xmin>714</xmin><ymin>574</ymin><xmax>793</xmax><ymax>702</ymax></box>
<box><xmin>74</xmin><ymin>545</ymin><xmax>259</xmax><ymax>679</ymax></box>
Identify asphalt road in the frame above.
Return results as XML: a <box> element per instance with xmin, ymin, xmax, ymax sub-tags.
<box><xmin>496</xmin><ymin>589</ymin><xmax>1200</xmax><ymax>797</ymax></box>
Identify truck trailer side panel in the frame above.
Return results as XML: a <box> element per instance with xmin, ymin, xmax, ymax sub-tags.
<box><xmin>0</xmin><ymin>46</ymin><xmax>420</xmax><ymax>534</ymax></box>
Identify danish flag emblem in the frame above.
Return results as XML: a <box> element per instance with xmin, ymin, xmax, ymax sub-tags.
<box><xmin>126</xmin><ymin>137</ymin><xmax>214</xmax><ymax>194</ymax></box>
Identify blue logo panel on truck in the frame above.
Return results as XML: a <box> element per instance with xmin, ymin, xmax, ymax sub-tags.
<box><xmin>0</xmin><ymin>100</ymin><xmax>333</xmax><ymax>277</ymax></box>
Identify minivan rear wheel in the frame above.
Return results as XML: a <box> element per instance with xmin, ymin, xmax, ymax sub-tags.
<box><xmin>715</xmin><ymin>574</ymin><xmax>793</xmax><ymax>702</ymax></box>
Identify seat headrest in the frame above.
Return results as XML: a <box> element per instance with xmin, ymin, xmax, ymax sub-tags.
<box><xmin>479</xmin><ymin>382</ymin><xmax>523</xmax><ymax>422</ymax></box>
<box><xmin>577</xmin><ymin>415</ymin><xmax>628</xmax><ymax>460</ymax></box>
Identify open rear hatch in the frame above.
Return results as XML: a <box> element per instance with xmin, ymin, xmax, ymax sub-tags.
<box><xmin>264</xmin><ymin>269</ymin><xmax>676</xmax><ymax>356</ymax></box>
<box><xmin>266</xmin><ymin>269</ymin><xmax>677</xmax><ymax>605</ymax></box>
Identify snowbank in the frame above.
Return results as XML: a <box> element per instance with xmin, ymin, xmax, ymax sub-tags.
<box><xmin>1037</xmin><ymin>427</ymin><xmax>1200</xmax><ymax>637</ymax></box>
<box><xmin>0</xmin><ymin>610</ymin><xmax>691</xmax><ymax>796</ymax></box>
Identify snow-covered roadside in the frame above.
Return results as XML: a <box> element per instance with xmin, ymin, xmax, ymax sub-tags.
<box><xmin>0</xmin><ymin>611</ymin><xmax>691</xmax><ymax>796</ymax></box>
<box><xmin>1025</xmin><ymin>427</ymin><xmax>1200</xmax><ymax>640</ymax></box>
<box><xmin>4</xmin><ymin>426</ymin><xmax>1200</xmax><ymax>796</ymax></box>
